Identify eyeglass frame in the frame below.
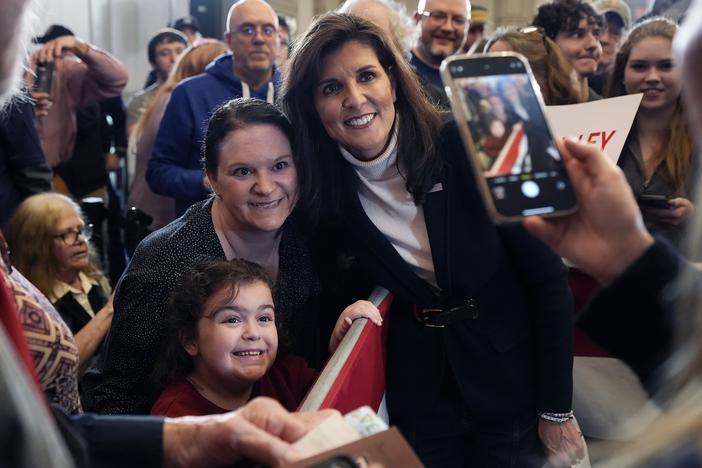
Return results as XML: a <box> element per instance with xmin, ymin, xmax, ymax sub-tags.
<box><xmin>52</xmin><ymin>223</ymin><xmax>93</xmax><ymax>246</ymax></box>
<box><xmin>231</xmin><ymin>23</ymin><xmax>278</xmax><ymax>38</ymax></box>
<box><xmin>417</xmin><ymin>9</ymin><xmax>469</xmax><ymax>29</ymax></box>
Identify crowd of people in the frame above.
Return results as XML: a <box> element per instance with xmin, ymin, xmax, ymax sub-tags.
<box><xmin>2</xmin><ymin>0</ymin><xmax>702</xmax><ymax>466</ymax></box>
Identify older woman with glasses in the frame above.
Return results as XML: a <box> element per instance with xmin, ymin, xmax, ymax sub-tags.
<box><xmin>282</xmin><ymin>13</ymin><xmax>582</xmax><ymax>467</ymax></box>
<box><xmin>5</xmin><ymin>193</ymin><xmax>113</xmax><ymax>379</ymax></box>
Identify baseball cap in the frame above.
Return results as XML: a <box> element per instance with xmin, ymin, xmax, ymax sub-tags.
<box><xmin>171</xmin><ymin>16</ymin><xmax>201</xmax><ymax>33</ymax></box>
<box><xmin>594</xmin><ymin>0</ymin><xmax>632</xmax><ymax>29</ymax></box>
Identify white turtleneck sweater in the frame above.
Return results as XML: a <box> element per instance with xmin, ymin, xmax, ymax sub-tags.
<box><xmin>339</xmin><ymin>130</ymin><xmax>438</xmax><ymax>289</ymax></box>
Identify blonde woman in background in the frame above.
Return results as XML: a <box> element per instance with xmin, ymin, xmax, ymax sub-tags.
<box><xmin>5</xmin><ymin>193</ymin><xmax>112</xmax><ymax>378</ymax></box>
<box><xmin>127</xmin><ymin>40</ymin><xmax>228</xmax><ymax>230</ymax></box>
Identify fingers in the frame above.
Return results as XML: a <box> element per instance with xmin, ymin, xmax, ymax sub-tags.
<box><xmin>345</xmin><ymin>300</ymin><xmax>382</xmax><ymax>326</ymax></box>
<box><xmin>522</xmin><ymin>216</ymin><xmax>567</xmax><ymax>250</ymax></box>
<box><xmin>233</xmin><ymin>418</ymin><xmax>299</xmax><ymax>466</ymax></box>
<box><xmin>562</xmin><ymin>138</ymin><xmax>614</xmax><ymax>179</ymax></box>
<box><xmin>290</xmin><ymin>409</ymin><xmax>339</xmax><ymax>435</ymax></box>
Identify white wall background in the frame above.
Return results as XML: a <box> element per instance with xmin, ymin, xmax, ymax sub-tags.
<box><xmin>34</xmin><ymin>0</ymin><xmax>189</xmax><ymax>96</ymax></box>
<box><xmin>32</xmin><ymin>0</ymin><xmax>624</xmax><ymax>96</ymax></box>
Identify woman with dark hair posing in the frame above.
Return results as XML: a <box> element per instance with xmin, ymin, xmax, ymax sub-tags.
<box><xmin>281</xmin><ymin>12</ymin><xmax>581</xmax><ymax>467</ymax></box>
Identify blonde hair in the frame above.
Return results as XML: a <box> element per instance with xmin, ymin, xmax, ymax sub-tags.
<box><xmin>607</xmin><ymin>17</ymin><xmax>692</xmax><ymax>197</ymax></box>
<box><xmin>134</xmin><ymin>41</ymin><xmax>228</xmax><ymax>140</ymax></box>
<box><xmin>5</xmin><ymin>193</ymin><xmax>101</xmax><ymax>296</ymax></box>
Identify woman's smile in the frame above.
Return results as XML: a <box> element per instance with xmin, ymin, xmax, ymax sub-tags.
<box><xmin>314</xmin><ymin>40</ymin><xmax>396</xmax><ymax>162</ymax></box>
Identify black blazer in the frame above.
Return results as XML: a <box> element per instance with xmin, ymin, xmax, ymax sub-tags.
<box><xmin>335</xmin><ymin>122</ymin><xmax>574</xmax><ymax>426</ymax></box>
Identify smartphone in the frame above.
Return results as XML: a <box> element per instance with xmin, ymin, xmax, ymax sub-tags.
<box><xmin>441</xmin><ymin>52</ymin><xmax>577</xmax><ymax>223</ymax></box>
<box><xmin>637</xmin><ymin>194</ymin><xmax>671</xmax><ymax>210</ymax></box>
<box><xmin>33</xmin><ymin>61</ymin><xmax>54</xmax><ymax>94</ymax></box>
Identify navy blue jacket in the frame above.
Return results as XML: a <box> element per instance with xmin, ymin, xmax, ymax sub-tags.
<box><xmin>335</xmin><ymin>122</ymin><xmax>574</xmax><ymax>428</ymax></box>
<box><xmin>0</xmin><ymin>97</ymin><xmax>52</xmax><ymax>225</ymax></box>
<box><xmin>146</xmin><ymin>54</ymin><xmax>280</xmax><ymax>216</ymax></box>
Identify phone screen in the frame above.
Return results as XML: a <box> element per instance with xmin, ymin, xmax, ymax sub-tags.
<box><xmin>442</xmin><ymin>53</ymin><xmax>576</xmax><ymax>221</ymax></box>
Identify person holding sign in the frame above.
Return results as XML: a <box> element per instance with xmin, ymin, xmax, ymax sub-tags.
<box><xmin>606</xmin><ymin>17</ymin><xmax>695</xmax><ymax>248</ymax></box>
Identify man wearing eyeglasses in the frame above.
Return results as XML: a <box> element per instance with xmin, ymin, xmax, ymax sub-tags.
<box><xmin>411</xmin><ymin>0</ymin><xmax>471</xmax><ymax>94</ymax></box>
<box><xmin>146</xmin><ymin>0</ymin><xmax>281</xmax><ymax>218</ymax></box>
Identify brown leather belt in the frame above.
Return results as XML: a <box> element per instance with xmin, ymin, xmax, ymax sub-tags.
<box><xmin>413</xmin><ymin>298</ymin><xmax>479</xmax><ymax>327</ymax></box>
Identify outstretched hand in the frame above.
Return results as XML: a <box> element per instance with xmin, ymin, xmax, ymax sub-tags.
<box><xmin>523</xmin><ymin>139</ymin><xmax>654</xmax><ymax>285</ymax></box>
<box><xmin>163</xmin><ymin>397</ymin><xmax>338</xmax><ymax>467</ymax></box>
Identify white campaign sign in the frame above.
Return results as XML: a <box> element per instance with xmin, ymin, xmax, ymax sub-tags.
<box><xmin>545</xmin><ymin>93</ymin><xmax>642</xmax><ymax>163</ymax></box>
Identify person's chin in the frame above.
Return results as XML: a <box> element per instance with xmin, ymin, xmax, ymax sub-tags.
<box><xmin>429</xmin><ymin>45</ymin><xmax>452</xmax><ymax>59</ymax></box>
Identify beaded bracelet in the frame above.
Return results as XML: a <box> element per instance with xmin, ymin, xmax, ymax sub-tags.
<box><xmin>538</xmin><ymin>411</ymin><xmax>574</xmax><ymax>423</ymax></box>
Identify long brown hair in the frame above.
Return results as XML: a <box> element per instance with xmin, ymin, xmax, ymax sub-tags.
<box><xmin>5</xmin><ymin>193</ymin><xmax>101</xmax><ymax>296</ymax></box>
<box><xmin>486</xmin><ymin>27</ymin><xmax>582</xmax><ymax>105</ymax></box>
<box><xmin>279</xmin><ymin>13</ymin><xmax>442</xmax><ymax>221</ymax></box>
<box><xmin>134</xmin><ymin>41</ymin><xmax>228</xmax><ymax>140</ymax></box>
<box><xmin>607</xmin><ymin>17</ymin><xmax>692</xmax><ymax>196</ymax></box>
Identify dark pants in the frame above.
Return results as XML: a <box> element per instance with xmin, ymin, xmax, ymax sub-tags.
<box><xmin>394</xmin><ymin>374</ymin><xmax>545</xmax><ymax>468</ymax></box>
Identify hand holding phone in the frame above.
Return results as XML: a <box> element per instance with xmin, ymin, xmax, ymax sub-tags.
<box><xmin>441</xmin><ymin>52</ymin><xmax>577</xmax><ymax>223</ymax></box>
<box><xmin>636</xmin><ymin>194</ymin><xmax>671</xmax><ymax>210</ymax></box>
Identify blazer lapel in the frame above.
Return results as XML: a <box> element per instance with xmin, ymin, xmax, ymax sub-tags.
<box><xmin>341</xmin><ymin>170</ymin><xmax>438</xmax><ymax>304</ymax></box>
<box><xmin>424</xmin><ymin>179</ymin><xmax>450</xmax><ymax>296</ymax></box>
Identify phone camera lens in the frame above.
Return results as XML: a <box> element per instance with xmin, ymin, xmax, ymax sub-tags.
<box><xmin>457</xmin><ymin>65</ymin><xmax>464</xmax><ymax>72</ymax></box>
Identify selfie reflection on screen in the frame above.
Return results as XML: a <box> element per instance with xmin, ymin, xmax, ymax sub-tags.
<box><xmin>457</xmin><ymin>74</ymin><xmax>560</xmax><ymax>178</ymax></box>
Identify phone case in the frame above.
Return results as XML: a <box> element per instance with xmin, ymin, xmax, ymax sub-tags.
<box><xmin>440</xmin><ymin>52</ymin><xmax>577</xmax><ymax>224</ymax></box>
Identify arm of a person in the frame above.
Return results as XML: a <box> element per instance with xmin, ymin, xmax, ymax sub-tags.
<box><xmin>56</xmin><ymin>37</ymin><xmax>128</xmax><ymax>108</ymax></box>
<box><xmin>163</xmin><ymin>397</ymin><xmax>334</xmax><ymax>467</ymax></box>
<box><xmin>498</xmin><ymin>224</ymin><xmax>574</xmax><ymax>413</ymax></box>
<box><xmin>328</xmin><ymin>300</ymin><xmax>382</xmax><ymax>353</ymax></box>
<box><xmin>137</xmin><ymin>93</ymin><xmax>171</xmax><ymax>163</ymax></box>
<box><xmin>146</xmin><ymin>86</ymin><xmax>208</xmax><ymax>201</ymax></box>
<box><xmin>73</xmin><ymin>299</ymin><xmax>113</xmax><ymax>375</ymax></box>
<box><xmin>3</xmin><ymin>99</ymin><xmax>53</xmax><ymax>196</ymax></box>
<box><xmin>92</xmin><ymin>258</ymin><xmax>171</xmax><ymax>414</ymax></box>
<box><xmin>577</xmin><ymin>239</ymin><xmax>684</xmax><ymax>382</ymax></box>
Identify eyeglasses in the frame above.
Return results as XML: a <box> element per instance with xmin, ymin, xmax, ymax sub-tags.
<box><xmin>53</xmin><ymin>224</ymin><xmax>93</xmax><ymax>245</ymax></box>
<box><xmin>234</xmin><ymin>24</ymin><xmax>277</xmax><ymax>38</ymax></box>
<box><xmin>417</xmin><ymin>10</ymin><xmax>468</xmax><ymax>28</ymax></box>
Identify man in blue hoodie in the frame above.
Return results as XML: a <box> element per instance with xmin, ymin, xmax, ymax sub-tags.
<box><xmin>147</xmin><ymin>0</ymin><xmax>281</xmax><ymax>216</ymax></box>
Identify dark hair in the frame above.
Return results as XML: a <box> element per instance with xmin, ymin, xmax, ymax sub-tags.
<box><xmin>280</xmin><ymin>13</ymin><xmax>442</xmax><ymax>222</ymax></box>
<box><xmin>532</xmin><ymin>0</ymin><xmax>603</xmax><ymax>40</ymax></box>
<box><xmin>147</xmin><ymin>28</ymin><xmax>188</xmax><ymax>64</ymax></box>
<box><xmin>278</xmin><ymin>15</ymin><xmax>290</xmax><ymax>34</ymax></box>
<box><xmin>153</xmin><ymin>258</ymin><xmax>275</xmax><ymax>387</ymax></box>
<box><xmin>201</xmin><ymin>97</ymin><xmax>295</xmax><ymax>179</ymax></box>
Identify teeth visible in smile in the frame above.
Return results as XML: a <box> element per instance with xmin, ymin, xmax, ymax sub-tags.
<box><xmin>345</xmin><ymin>114</ymin><xmax>375</xmax><ymax>127</ymax></box>
<box><xmin>234</xmin><ymin>351</ymin><xmax>263</xmax><ymax>356</ymax></box>
<box><xmin>249</xmin><ymin>200</ymin><xmax>280</xmax><ymax>208</ymax></box>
